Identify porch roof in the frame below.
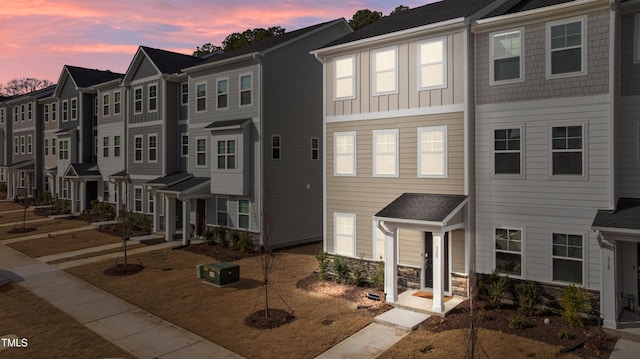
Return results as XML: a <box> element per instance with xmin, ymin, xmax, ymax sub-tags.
<box><xmin>64</xmin><ymin>163</ymin><xmax>101</xmax><ymax>179</ymax></box>
<box><xmin>592</xmin><ymin>198</ymin><xmax>640</xmax><ymax>233</ymax></box>
<box><xmin>8</xmin><ymin>160</ymin><xmax>34</xmax><ymax>170</ymax></box>
<box><xmin>205</xmin><ymin>118</ymin><xmax>251</xmax><ymax>131</ymax></box>
<box><xmin>146</xmin><ymin>172</ymin><xmax>192</xmax><ymax>188</ymax></box>
<box><xmin>157</xmin><ymin>177</ymin><xmax>210</xmax><ymax>196</ymax></box>
<box><xmin>109</xmin><ymin>169</ymin><xmax>129</xmax><ymax>179</ymax></box>
<box><xmin>373</xmin><ymin>193</ymin><xmax>467</xmax><ymax>230</ymax></box>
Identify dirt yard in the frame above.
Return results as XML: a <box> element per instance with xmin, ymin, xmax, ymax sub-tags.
<box><xmin>0</xmin><ymin>219</ymin><xmax>88</xmax><ymax>241</ymax></box>
<box><xmin>7</xmin><ymin>229</ymin><xmax>123</xmax><ymax>257</ymax></box>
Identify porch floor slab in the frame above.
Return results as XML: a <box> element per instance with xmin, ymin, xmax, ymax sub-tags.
<box><xmin>393</xmin><ymin>289</ymin><xmax>464</xmax><ymax>316</ymax></box>
<box><xmin>374</xmin><ymin>308</ymin><xmax>430</xmax><ymax>331</ymax></box>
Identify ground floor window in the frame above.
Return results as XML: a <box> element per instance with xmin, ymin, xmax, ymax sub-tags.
<box><xmin>238</xmin><ymin>199</ymin><xmax>250</xmax><ymax>229</ymax></box>
<box><xmin>334</xmin><ymin>213</ymin><xmax>355</xmax><ymax>257</ymax></box>
<box><xmin>61</xmin><ymin>179</ymin><xmax>69</xmax><ymax>199</ymax></box>
<box><xmin>103</xmin><ymin>181</ymin><xmax>110</xmax><ymax>202</ymax></box>
<box><xmin>217</xmin><ymin>197</ymin><xmax>228</xmax><ymax>226</ymax></box>
<box><xmin>148</xmin><ymin>191</ymin><xmax>155</xmax><ymax>214</ymax></box>
<box><xmin>495</xmin><ymin>227</ymin><xmax>522</xmax><ymax>276</ymax></box>
<box><xmin>552</xmin><ymin>232</ymin><xmax>583</xmax><ymax>284</ymax></box>
<box><xmin>134</xmin><ymin>186</ymin><xmax>143</xmax><ymax>212</ymax></box>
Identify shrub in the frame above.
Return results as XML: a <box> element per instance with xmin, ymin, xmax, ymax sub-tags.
<box><xmin>508</xmin><ymin>314</ymin><xmax>529</xmax><ymax>329</ymax></box>
<box><xmin>238</xmin><ymin>231</ymin><xmax>253</xmax><ymax>253</ymax></box>
<box><xmin>229</xmin><ymin>230</ymin><xmax>241</xmax><ymax>249</ymax></box>
<box><xmin>212</xmin><ymin>226</ymin><xmax>228</xmax><ymax>247</ymax></box>
<box><xmin>485</xmin><ymin>269</ymin><xmax>509</xmax><ymax>308</ymax></box>
<box><xmin>557</xmin><ymin>330</ymin><xmax>573</xmax><ymax>340</ymax></box>
<box><xmin>350</xmin><ymin>255</ymin><xmax>366</xmax><ymax>285</ymax></box>
<box><xmin>478</xmin><ymin>308</ymin><xmax>494</xmax><ymax>321</ymax></box>
<box><xmin>332</xmin><ymin>255</ymin><xmax>350</xmax><ymax>284</ymax></box>
<box><xmin>560</xmin><ymin>284</ymin><xmax>589</xmax><ymax>327</ymax></box>
<box><xmin>371</xmin><ymin>259</ymin><xmax>384</xmax><ymax>290</ymax></box>
<box><xmin>204</xmin><ymin>228</ymin><xmax>215</xmax><ymax>245</ymax></box>
<box><xmin>316</xmin><ymin>251</ymin><xmax>330</xmax><ymax>280</ymax></box>
<box><xmin>119</xmin><ymin>210</ymin><xmax>151</xmax><ymax>231</ymax></box>
<box><xmin>0</xmin><ymin>183</ymin><xmax>7</xmax><ymax>194</ymax></box>
<box><xmin>90</xmin><ymin>201</ymin><xmax>115</xmax><ymax>221</ymax></box>
<box><xmin>34</xmin><ymin>190</ymin><xmax>53</xmax><ymax>206</ymax></box>
<box><xmin>515</xmin><ymin>282</ymin><xmax>541</xmax><ymax>316</ymax></box>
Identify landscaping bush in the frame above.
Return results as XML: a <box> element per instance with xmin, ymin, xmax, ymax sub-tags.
<box><xmin>90</xmin><ymin>201</ymin><xmax>115</xmax><ymax>221</ymax></box>
<box><xmin>316</xmin><ymin>251</ymin><xmax>330</xmax><ymax>280</ymax></box>
<box><xmin>230</xmin><ymin>230</ymin><xmax>241</xmax><ymax>249</ymax></box>
<box><xmin>350</xmin><ymin>255</ymin><xmax>366</xmax><ymax>285</ymax></box>
<box><xmin>515</xmin><ymin>281</ymin><xmax>541</xmax><ymax>316</ymax></box>
<box><xmin>119</xmin><ymin>210</ymin><xmax>151</xmax><ymax>231</ymax></box>
<box><xmin>508</xmin><ymin>314</ymin><xmax>529</xmax><ymax>329</ymax></box>
<box><xmin>559</xmin><ymin>284</ymin><xmax>589</xmax><ymax>327</ymax></box>
<box><xmin>212</xmin><ymin>226</ymin><xmax>228</xmax><ymax>247</ymax></box>
<box><xmin>371</xmin><ymin>259</ymin><xmax>384</xmax><ymax>290</ymax></box>
<box><xmin>204</xmin><ymin>228</ymin><xmax>215</xmax><ymax>245</ymax></box>
<box><xmin>484</xmin><ymin>269</ymin><xmax>509</xmax><ymax>308</ymax></box>
<box><xmin>33</xmin><ymin>189</ymin><xmax>53</xmax><ymax>206</ymax></box>
<box><xmin>331</xmin><ymin>255</ymin><xmax>350</xmax><ymax>284</ymax></box>
<box><xmin>238</xmin><ymin>231</ymin><xmax>253</xmax><ymax>253</ymax></box>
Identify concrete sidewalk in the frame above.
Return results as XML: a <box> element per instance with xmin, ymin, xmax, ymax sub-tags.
<box><xmin>0</xmin><ymin>243</ymin><xmax>243</xmax><ymax>358</ymax></box>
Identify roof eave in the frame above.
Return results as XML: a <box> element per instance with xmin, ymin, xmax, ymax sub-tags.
<box><xmin>182</xmin><ymin>52</ymin><xmax>260</xmax><ymax>73</ymax></box>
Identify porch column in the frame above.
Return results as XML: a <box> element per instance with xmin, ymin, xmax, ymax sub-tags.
<box><xmin>182</xmin><ymin>198</ymin><xmax>191</xmax><ymax>246</ymax></box>
<box><xmin>164</xmin><ymin>196</ymin><xmax>176</xmax><ymax>241</ymax></box>
<box><xmin>152</xmin><ymin>192</ymin><xmax>161</xmax><ymax>232</ymax></box>
<box><xmin>79</xmin><ymin>180</ymin><xmax>86</xmax><ymax>212</ymax></box>
<box><xmin>432</xmin><ymin>232</ymin><xmax>445</xmax><ymax>313</ymax></box>
<box><xmin>70</xmin><ymin>180</ymin><xmax>77</xmax><ymax>213</ymax></box>
<box><xmin>384</xmin><ymin>227</ymin><xmax>398</xmax><ymax>302</ymax></box>
<box><xmin>50</xmin><ymin>175</ymin><xmax>57</xmax><ymax>199</ymax></box>
<box><xmin>115</xmin><ymin>181</ymin><xmax>121</xmax><ymax>213</ymax></box>
<box><xmin>601</xmin><ymin>239</ymin><xmax>617</xmax><ymax>328</ymax></box>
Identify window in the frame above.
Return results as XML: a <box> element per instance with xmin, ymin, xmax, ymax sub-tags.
<box><xmin>44</xmin><ymin>139</ymin><xmax>49</xmax><ymax>156</ymax></box>
<box><xmin>134</xmin><ymin>135</ymin><xmax>143</xmax><ymax>162</ymax></box>
<box><xmin>103</xmin><ymin>181</ymin><xmax>110</xmax><ymax>202</ymax></box>
<box><xmin>20</xmin><ymin>136</ymin><xmax>25</xmax><ymax>154</ymax></box>
<box><xmin>240</xmin><ymin>74</ymin><xmax>252</xmax><ymax>106</ymax></box>
<box><xmin>196</xmin><ymin>83</ymin><xmax>206</xmax><ymax>112</ymax></box>
<box><xmin>114</xmin><ymin>91</ymin><xmax>121</xmax><ymax>114</ymax></box>
<box><xmin>272</xmin><ymin>135</ymin><xmax>281</xmax><ymax>160</ymax></box>
<box><xmin>635</xmin><ymin>13</ymin><xmax>640</xmax><ymax>64</ymax></box>
<box><xmin>551</xmin><ymin>125</ymin><xmax>584</xmax><ymax>176</ymax></box>
<box><xmin>148</xmin><ymin>191</ymin><xmax>155</xmax><ymax>214</ymax></box>
<box><xmin>59</xmin><ymin>140</ymin><xmax>69</xmax><ymax>160</ymax></box>
<box><xmin>148</xmin><ymin>84</ymin><xmax>157</xmax><ymax>112</ymax></box>
<box><xmin>70</xmin><ymin>98</ymin><xmax>77</xmax><ymax>120</ymax></box>
<box><xmin>181</xmin><ymin>82</ymin><xmax>188</xmax><ymax>106</ymax></box>
<box><xmin>495</xmin><ymin>227</ymin><xmax>522</xmax><ymax>276</ymax></box>
<box><xmin>491</xmin><ymin>29</ymin><xmax>523</xmax><ymax>84</ymax></box>
<box><xmin>19</xmin><ymin>171</ymin><xmax>25</xmax><ymax>188</ymax></box>
<box><xmin>62</xmin><ymin>100</ymin><xmax>68</xmax><ymax>122</ymax></box>
<box><xmin>217</xmin><ymin>139</ymin><xmax>236</xmax><ymax>169</ymax></box>
<box><xmin>546</xmin><ymin>16</ymin><xmax>586</xmax><ymax>77</ymax></box>
<box><xmin>43</xmin><ymin>104</ymin><xmax>49</xmax><ymax>122</ymax></box>
<box><xmin>134</xmin><ymin>87</ymin><xmax>143</xmax><ymax>114</ymax></box>
<box><xmin>373</xmin><ymin>47</ymin><xmax>397</xmax><ymax>94</ymax></box>
<box><xmin>373</xmin><ymin>221</ymin><xmax>386</xmax><ymax>261</ymax></box>
<box><xmin>418</xmin><ymin>126</ymin><xmax>447</xmax><ymax>177</ymax></box>
<box><xmin>196</xmin><ymin>138</ymin><xmax>206</xmax><ymax>167</ymax></box>
<box><xmin>21</xmin><ymin>104</ymin><xmax>24</xmax><ymax>121</ymax></box>
<box><xmin>51</xmin><ymin>102</ymin><xmax>57</xmax><ymax>121</ymax></box>
<box><xmin>334</xmin><ymin>132</ymin><xmax>356</xmax><ymax>176</ymax></box>
<box><xmin>134</xmin><ymin>186</ymin><xmax>143</xmax><ymax>212</ymax></box>
<box><xmin>238</xmin><ymin>199</ymin><xmax>250</xmax><ymax>229</ymax></box>
<box><xmin>0</xmin><ymin>108</ymin><xmax>5</xmax><ymax>123</ymax></box>
<box><xmin>552</xmin><ymin>232</ymin><xmax>583</xmax><ymax>284</ymax></box>
<box><xmin>114</xmin><ymin>135</ymin><xmax>121</xmax><ymax>157</ymax></box>
<box><xmin>27</xmin><ymin>135</ymin><xmax>32</xmax><ymax>154</ymax></box>
<box><xmin>52</xmin><ymin>138</ymin><xmax>56</xmax><ymax>156</ymax></box>
<box><xmin>494</xmin><ymin>127</ymin><xmax>522</xmax><ymax>175</ymax></box>
<box><xmin>217</xmin><ymin>78</ymin><xmax>228</xmax><ymax>109</ymax></box>
<box><xmin>334</xmin><ymin>213</ymin><xmax>355</xmax><ymax>257</ymax></box>
<box><xmin>217</xmin><ymin>197</ymin><xmax>228</xmax><ymax>226</ymax></box>
<box><xmin>311</xmin><ymin>138</ymin><xmax>319</xmax><ymax>160</ymax></box>
<box><xmin>27</xmin><ymin>103</ymin><xmax>32</xmax><ymax>120</ymax></box>
<box><xmin>181</xmin><ymin>134</ymin><xmax>188</xmax><ymax>157</ymax></box>
<box><xmin>14</xmin><ymin>136</ymin><xmax>18</xmax><ymax>155</ymax></box>
<box><xmin>103</xmin><ymin>137</ymin><xmax>109</xmax><ymax>158</ymax></box>
<box><xmin>373</xmin><ymin>129</ymin><xmax>398</xmax><ymax>177</ymax></box>
<box><xmin>102</xmin><ymin>94</ymin><xmax>109</xmax><ymax>116</ymax></box>
<box><xmin>61</xmin><ymin>179</ymin><xmax>69</xmax><ymax>199</ymax></box>
<box><xmin>148</xmin><ymin>134</ymin><xmax>157</xmax><ymax>162</ymax></box>
<box><xmin>13</xmin><ymin>106</ymin><xmax>18</xmax><ymax>122</ymax></box>
<box><xmin>335</xmin><ymin>55</ymin><xmax>355</xmax><ymax>99</ymax></box>
<box><xmin>418</xmin><ymin>37</ymin><xmax>446</xmax><ymax>89</ymax></box>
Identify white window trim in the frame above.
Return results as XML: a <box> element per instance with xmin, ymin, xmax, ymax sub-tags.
<box><xmin>372</xmin><ymin>129</ymin><xmax>399</xmax><ymax>177</ymax></box>
<box><xmin>237</xmin><ymin>199</ymin><xmax>250</xmax><ymax>229</ymax></box>
<box><xmin>491</xmin><ymin>124</ymin><xmax>525</xmax><ymax>178</ymax></box>
<box><xmin>27</xmin><ymin>135</ymin><xmax>32</xmax><ymax>154</ymax></box>
<box><xmin>195</xmin><ymin>136</ymin><xmax>207</xmax><ymax>168</ymax></box>
<box><xmin>181</xmin><ymin>133</ymin><xmax>188</xmax><ymax>158</ymax></box>
<box><xmin>239</xmin><ymin>73</ymin><xmax>253</xmax><ymax>108</ymax></box>
<box><xmin>216</xmin><ymin>77</ymin><xmax>229</xmax><ymax>110</ymax></box>
<box><xmin>134</xmin><ymin>186</ymin><xmax>143</xmax><ymax>213</ymax></box>
<box><xmin>70</xmin><ymin>97</ymin><xmax>78</xmax><ymax>121</ymax></box>
<box><xmin>20</xmin><ymin>135</ymin><xmax>25</xmax><ymax>154</ymax></box>
<box><xmin>196</xmin><ymin>82</ymin><xmax>207</xmax><ymax>113</ymax></box>
<box><xmin>489</xmin><ymin>28</ymin><xmax>525</xmax><ymax>86</ymax></box>
<box><xmin>217</xmin><ymin>196</ymin><xmax>228</xmax><ymax>226</ymax></box>
<box><xmin>417</xmin><ymin>36</ymin><xmax>447</xmax><ymax>90</ymax></box>
<box><xmin>103</xmin><ymin>94</ymin><xmax>110</xmax><ymax>117</ymax></box>
<box><xmin>51</xmin><ymin>103</ymin><xmax>57</xmax><ymax>122</ymax></box>
<box><xmin>134</xmin><ymin>135</ymin><xmax>143</xmax><ymax>163</ymax></box>
<box><xmin>59</xmin><ymin>140</ymin><xmax>69</xmax><ymax>160</ymax></box>
<box><xmin>114</xmin><ymin>135</ymin><xmax>121</xmax><ymax>158</ymax></box>
<box><xmin>494</xmin><ymin>225</ymin><xmax>525</xmax><ymax>279</ymax></box>
<box><xmin>634</xmin><ymin>13</ymin><xmax>640</xmax><ymax>64</ymax></box>
<box><xmin>272</xmin><ymin>135</ymin><xmax>281</xmax><ymax>160</ymax></box>
<box><xmin>417</xmin><ymin>126</ymin><xmax>448</xmax><ymax>178</ymax></box>
<box><xmin>548</xmin><ymin>121</ymin><xmax>588</xmax><ymax>179</ymax></box>
<box><xmin>334</xmin><ymin>54</ymin><xmax>356</xmax><ymax>100</ymax></box>
<box><xmin>113</xmin><ymin>90</ymin><xmax>122</xmax><ymax>115</ymax></box>
<box><xmin>216</xmin><ymin>137</ymin><xmax>238</xmax><ymax>170</ymax></box>
<box><xmin>148</xmin><ymin>133</ymin><xmax>158</xmax><ymax>163</ymax></box>
<box><xmin>44</xmin><ymin>138</ymin><xmax>49</xmax><ymax>157</ymax></box>
<box><xmin>14</xmin><ymin>136</ymin><xmax>18</xmax><ymax>155</ymax></box>
<box><xmin>549</xmin><ymin>230</ymin><xmax>586</xmax><ymax>286</ymax></box>
<box><xmin>334</xmin><ymin>131</ymin><xmax>357</xmax><ymax>176</ymax></box>
<box><xmin>372</xmin><ymin>46</ymin><xmax>398</xmax><ymax>96</ymax></box>
<box><xmin>147</xmin><ymin>83</ymin><xmax>158</xmax><ymax>113</ymax></box>
<box><xmin>62</xmin><ymin>100</ymin><xmax>68</xmax><ymax>122</ymax></box>
<box><xmin>181</xmin><ymin>82</ymin><xmax>188</xmax><ymax>106</ymax></box>
<box><xmin>334</xmin><ymin>212</ymin><xmax>356</xmax><ymax>257</ymax></box>
<box><xmin>134</xmin><ymin>86</ymin><xmax>143</xmax><ymax>114</ymax></box>
<box><xmin>43</xmin><ymin>104</ymin><xmax>49</xmax><ymax>122</ymax></box>
<box><xmin>545</xmin><ymin>15</ymin><xmax>588</xmax><ymax>79</ymax></box>
<box><xmin>148</xmin><ymin>191</ymin><xmax>155</xmax><ymax>214</ymax></box>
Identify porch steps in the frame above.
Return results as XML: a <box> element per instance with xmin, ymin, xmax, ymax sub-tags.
<box><xmin>374</xmin><ymin>308</ymin><xmax>430</xmax><ymax>331</ymax></box>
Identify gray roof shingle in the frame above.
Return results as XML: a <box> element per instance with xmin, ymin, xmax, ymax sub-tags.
<box><xmin>140</xmin><ymin>46</ymin><xmax>205</xmax><ymax>74</ymax></box>
<box><xmin>592</xmin><ymin>198</ymin><xmax>640</xmax><ymax>231</ymax></box>
<box><xmin>65</xmin><ymin>66</ymin><xmax>124</xmax><ymax>88</ymax></box>
<box><xmin>375</xmin><ymin>193</ymin><xmax>467</xmax><ymax>222</ymax></box>
<box><xmin>482</xmin><ymin>0</ymin><xmax>577</xmax><ymax>19</ymax></box>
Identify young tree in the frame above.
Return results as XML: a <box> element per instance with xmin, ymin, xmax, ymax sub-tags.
<box><xmin>193</xmin><ymin>42</ymin><xmax>223</xmax><ymax>57</ymax></box>
<box><xmin>348</xmin><ymin>9</ymin><xmax>383</xmax><ymax>30</ymax></box>
<box><xmin>222</xmin><ymin>26</ymin><xmax>286</xmax><ymax>52</ymax></box>
<box><xmin>390</xmin><ymin>5</ymin><xmax>410</xmax><ymax>15</ymax></box>
<box><xmin>1</xmin><ymin>78</ymin><xmax>53</xmax><ymax>96</ymax></box>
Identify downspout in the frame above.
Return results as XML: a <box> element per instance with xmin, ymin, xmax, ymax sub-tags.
<box><xmin>256</xmin><ymin>53</ymin><xmax>264</xmax><ymax>243</ymax></box>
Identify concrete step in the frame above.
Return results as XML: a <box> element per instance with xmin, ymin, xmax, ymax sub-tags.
<box><xmin>374</xmin><ymin>307</ymin><xmax>430</xmax><ymax>331</ymax></box>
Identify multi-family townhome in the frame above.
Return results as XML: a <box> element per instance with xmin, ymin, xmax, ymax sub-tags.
<box><xmin>52</xmin><ymin>66</ymin><xmax>123</xmax><ymax>212</ymax></box>
<box><xmin>472</xmin><ymin>0</ymin><xmax>618</xmax><ymax>326</ymax></box>
<box><xmin>5</xmin><ymin>86</ymin><xmax>55</xmax><ymax>199</ymax></box>
<box><xmin>41</xmin><ymin>89</ymin><xmax>60</xmax><ymax>197</ymax></box>
<box><xmin>312</xmin><ymin>0</ymin><xmax>500</xmax><ymax>315</ymax></box>
<box><xmin>166</xmin><ymin>19</ymin><xmax>352</xmax><ymax>247</ymax></box>
<box><xmin>0</xmin><ymin>97</ymin><xmax>10</xmax><ymax>189</ymax></box>
<box><xmin>120</xmin><ymin>46</ymin><xmax>205</xmax><ymax>235</ymax></box>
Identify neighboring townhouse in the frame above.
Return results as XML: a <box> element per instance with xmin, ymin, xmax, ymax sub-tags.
<box><xmin>472</xmin><ymin>0</ymin><xmax>622</xmax><ymax>327</ymax></box>
<box><xmin>0</xmin><ymin>97</ymin><xmax>10</xmax><ymax>188</ymax></box>
<box><xmin>41</xmin><ymin>90</ymin><xmax>59</xmax><ymax>196</ymax></box>
<box><xmin>5</xmin><ymin>86</ymin><xmax>55</xmax><ymax>199</ymax></box>
<box><xmin>312</xmin><ymin>0</ymin><xmax>498</xmax><ymax>314</ymax></box>
<box><xmin>120</xmin><ymin>46</ymin><xmax>205</xmax><ymax>234</ymax></box>
<box><xmin>169</xmin><ymin>19</ymin><xmax>352</xmax><ymax>247</ymax></box>
<box><xmin>52</xmin><ymin>66</ymin><xmax>123</xmax><ymax>212</ymax></box>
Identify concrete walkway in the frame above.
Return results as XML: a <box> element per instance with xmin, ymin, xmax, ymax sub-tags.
<box><xmin>52</xmin><ymin>241</ymin><xmax>178</xmax><ymax>269</ymax></box>
<box><xmin>610</xmin><ymin>338</ymin><xmax>640</xmax><ymax>358</ymax></box>
<box><xmin>0</xmin><ymin>243</ymin><xmax>243</xmax><ymax>358</ymax></box>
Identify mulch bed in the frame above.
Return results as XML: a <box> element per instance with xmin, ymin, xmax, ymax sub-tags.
<box><xmin>103</xmin><ymin>263</ymin><xmax>144</xmax><ymax>276</ymax></box>
<box><xmin>244</xmin><ymin>309</ymin><xmax>295</xmax><ymax>329</ymax></box>
<box><xmin>140</xmin><ymin>237</ymin><xmax>165</xmax><ymax>245</ymax></box>
<box><xmin>96</xmin><ymin>223</ymin><xmax>151</xmax><ymax>238</ymax></box>
<box><xmin>181</xmin><ymin>242</ymin><xmax>260</xmax><ymax>262</ymax></box>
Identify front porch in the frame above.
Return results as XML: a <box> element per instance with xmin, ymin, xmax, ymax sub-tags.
<box><xmin>393</xmin><ymin>289</ymin><xmax>465</xmax><ymax>316</ymax></box>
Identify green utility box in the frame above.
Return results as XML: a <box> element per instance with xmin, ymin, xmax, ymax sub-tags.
<box><xmin>200</xmin><ymin>262</ymin><xmax>240</xmax><ymax>286</ymax></box>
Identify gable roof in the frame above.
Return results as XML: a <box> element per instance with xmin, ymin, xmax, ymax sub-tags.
<box><xmin>481</xmin><ymin>0</ymin><xmax>578</xmax><ymax>18</ymax></box>
<box><xmin>592</xmin><ymin>198</ymin><xmax>640</xmax><ymax>232</ymax></box>
<box><xmin>64</xmin><ymin>163</ymin><xmax>101</xmax><ymax>178</ymax></box>
<box><xmin>65</xmin><ymin>66</ymin><xmax>124</xmax><ymax>88</ymax></box>
<box><xmin>140</xmin><ymin>46</ymin><xmax>205</xmax><ymax>74</ymax></box>
<box><xmin>375</xmin><ymin>193</ymin><xmax>467</xmax><ymax>223</ymax></box>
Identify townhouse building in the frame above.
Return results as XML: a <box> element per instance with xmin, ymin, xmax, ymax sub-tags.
<box><xmin>0</xmin><ymin>97</ymin><xmax>10</xmax><ymax>189</ymax></box>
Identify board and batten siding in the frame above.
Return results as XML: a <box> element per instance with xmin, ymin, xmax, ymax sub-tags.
<box><xmin>616</xmin><ymin>96</ymin><xmax>640</xmax><ymax>198</ymax></box>
<box><xmin>326</xmin><ymin>31</ymin><xmax>465</xmax><ymax>118</ymax></box>
<box><xmin>326</xmin><ymin>112</ymin><xmax>465</xmax><ymax>264</ymax></box>
<box><xmin>475</xmin><ymin>94</ymin><xmax>611</xmax><ymax>290</ymax></box>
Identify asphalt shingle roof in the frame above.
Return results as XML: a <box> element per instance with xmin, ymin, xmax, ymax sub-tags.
<box><xmin>67</xmin><ymin>163</ymin><xmax>100</xmax><ymax>177</ymax></box>
<box><xmin>375</xmin><ymin>193</ymin><xmax>467</xmax><ymax>222</ymax></box>
<box><xmin>592</xmin><ymin>198</ymin><xmax>640</xmax><ymax>231</ymax></box>
<box><xmin>162</xmin><ymin>177</ymin><xmax>209</xmax><ymax>193</ymax></box>
<box><xmin>146</xmin><ymin>172</ymin><xmax>192</xmax><ymax>186</ymax></box>
<box><xmin>140</xmin><ymin>46</ymin><xmax>205</xmax><ymax>74</ymax></box>
<box><xmin>65</xmin><ymin>66</ymin><xmax>123</xmax><ymax>88</ymax></box>
<box><xmin>482</xmin><ymin>0</ymin><xmax>577</xmax><ymax>19</ymax></box>
<box><xmin>205</xmin><ymin>118</ymin><xmax>251</xmax><ymax>129</ymax></box>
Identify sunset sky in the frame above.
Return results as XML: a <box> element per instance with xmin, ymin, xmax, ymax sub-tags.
<box><xmin>0</xmin><ymin>0</ymin><xmax>435</xmax><ymax>87</ymax></box>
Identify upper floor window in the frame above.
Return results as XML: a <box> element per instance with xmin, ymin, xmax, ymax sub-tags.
<box><xmin>494</xmin><ymin>127</ymin><xmax>523</xmax><ymax>175</ymax></box>
<box><xmin>181</xmin><ymin>82</ymin><xmax>188</xmax><ymax>106</ymax></box>
<box><xmin>27</xmin><ymin>103</ymin><xmax>32</xmax><ymax>120</ymax></box>
<box><xmin>114</xmin><ymin>91</ymin><xmax>121</xmax><ymax>115</ymax></box>
<box><xmin>311</xmin><ymin>137</ymin><xmax>319</xmax><ymax>160</ymax></box>
<box><xmin>59</xmin><ymin>140</ymin><xmax>69</xmax><ymax>160</ymax></box>
<box><xmin>52</xmin><ymin>138</ymin><xmax>56</xmax><ymax>156</ymax></box>
<box><xmin>134</xmin><ymin>135</ymin><xmax>143</xmax><ymax>162</ymax></box>
<box><xmin>43</xmin><ymin>104</ymin><xmax>49</xmax><ymax>122</ymax></box>
<box><xmin>44</xmin><ymin>139</ymin><xmax>49</xmax><ymax>156</ymax></box>
<box><xmin>334</xmin><ymin>132</ymin><xmax>356</xmax><ymax>176</ymax></box>
<box><xmin>148</xmin><ymin>134</ymin><xmax>157</xmax><ymax>162</ymax></box>
<box><xmin>0</xmin><ymin>108</ymin><xmax>4</xmax><ymax>123</ymax></box>
<box><xmin>551</xmin><ymin>124</ymin><xmax>584</xmax><ymax>176</ymax></box>
<box><xmin>103</xmin><ymin>137</ymin><xmax>109</xmax><ymax>158</ymax></box>
<box><xmin>13</xmin><ymin>136</ymin><xmax>18</xmax><ymax>154</ymax></box>
<box><xmin>114</xmin><ymin>135</ymin><xmax>121</xmax><ymax>157</ymax></box>
<box><xmin>490</xmin><ymin>29</ymin><xmax>523</xmax><ymax>84</ymax></box>
<box><xmin>372</xmin><ymin>47</ymin><xmax>397</xmax><ymax>95</ymax></box>
<box><xmin>239</xmin><ymin>74</ymin><xmax>252</xmax><ymax>106</ymax></box>
<box><xmin>51</xmin><ymin>103</ymin><xmax>57</xmax><ymax>121</ymax></box>
<box><xmin>373</xmin><ymin>129</ymin><xmax>398</xmax><ymax>177</ymax></box>
<box><xmin>20</xmin><ymin>136</ymin><xmax>25</xmax><ymax>154</ymax></box>
<box><xmin>181</xmin><ymin>134</ymin><xmax>188</xmax><ymax>157</ymax></box>
<box><xmin>217</xmin><ymin>78</ymin><xmax>228</xmax><ymax>109</ymax></box>
<box><xmin>27</xmin><ymin>135</ymin><xmax>32</xmax><ymax>154</ymax></box>
<box><xmin>217</xmin><ymin>139</ymin><xmax>236</xmax><ymax>170</ymax></box>
<box><xmin>134</xmin><ymin>87</ymin><xmax>143</xmax><ymax>114</ymax></box>
<box><xmin>103</xmin><ymin>94</ymin><xmax>110</xmax><ymax>116</ymax></box>
<box><xmin>196</xmin><ymin>83</ymin><xmax>206</xmax><ymax>112</ymax></box>
<box><xmin>70</xmin><ymin>98</ymin><xmax>77</xmax><ymax>120</ymax></box>
<box><xmin>552</xmin><ymin>232</ymin><xmax>583</xmax><ymax>284</ymax></box>
<box><xmin>13</xmin><ymin>106</ymin><xmax>18</xmax><ymax>122</ymax></box>
<box><xmin>196</xmin><ymin>137</ymin><xmax>207</xmax><ymax>167</ymax></box>
<box><xmin>418</xmin><ymin>126</ymin><xmax>447</xmax><ymax>178</ymax></box>
<box><xmin>495</xmin><ymin>227</ymin><xmax>522</xmax><ymax>277</ymax></box>
<box><xmin>335</xmin><ymin>55</ymin><xmax>355</xmax><ymax>99</ymax></box>
<box><xmin>272</xmin><ymin>135</ymin><xmax>281</xmax><ymax>160</ymax></box>
<box><xmin>546</xmin><ymin>16</ymin><xmax>586</xmax><ymax>78</ymax></box>
<box><xmin>418</xmin><ymin>37</ymin><xmax>446</xmax><ymax>89</ymax></box>
<box><xmin>148</xmin><ymin>84</ymin><xmax>158</xmax><ymax>112</ymax></box>
<box><xmin>62</xmin><ymin>100</ymin><xmax>68</xmax><ymax>122</ymax></box>
<box><xmin>21</xmin><ymin>104</ymin><xmax>25</xmax><ymax>121</ymax></box>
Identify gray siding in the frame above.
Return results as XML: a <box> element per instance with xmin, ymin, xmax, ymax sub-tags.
<box><xmin>621</xmin><ymin>13</ymin><xmax>640</xmax><ymax>96</ymax></box>
<box><xmin>165</xmin><ymin>81</ymin><xmax>179</xmax><ymax>174</ymax></box>
<box><xmin>127</xmin><ymin>125</ymin><xmax>163</xmax><ymax>176</ymax></box>
<box><xmin>132</xmin><ymin>56</ymin><xmax>158</xmax><ymax>80</ymax></box>
<box><xmin>129</xmin><ymin>80</ymin><xmax>162</xmax><ymax>124</ymax></box>
<box><xmin>615</xmin><ymin>96</ymin><xmax>640</xmax><ymax>198</ymax></box>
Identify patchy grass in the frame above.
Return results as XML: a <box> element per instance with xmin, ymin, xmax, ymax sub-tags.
<box><xmin>7</xmin><ymin>229</ymin><xmax>123</xmax><ymax>258</ymax></box>
<box><xmin>0</xmin><ymin>219</ymin><xmax>88</xmax><ymax>241</ymax></box>
<box><xmin>66</xmin><ymin>243</ymin><xmax>378</xmax><ymax>359</ymax></box>
<box><xmin>0</xmin><ymin>282</ymin><xmax>133</xmax><ymax>359</ymax></box>
<box><xmin>46</xmin><ymin>243</ymin><xmax>145</xmax><ymax>265</ymax></box>
<box><xmin>0</xmin><ymin>210</ymin><xmax>42</xmax><ymax>225</ymax></box>
<box><xmin>0</xmin><ymin>202</ymin><xmax>26</xmax><ymax>212</ymax></box>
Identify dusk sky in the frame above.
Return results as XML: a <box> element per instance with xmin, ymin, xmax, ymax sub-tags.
<box><xmin>0</xmin><ymin>0</ymin><xmax>437</xmax><ymax>87</ymax></box>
